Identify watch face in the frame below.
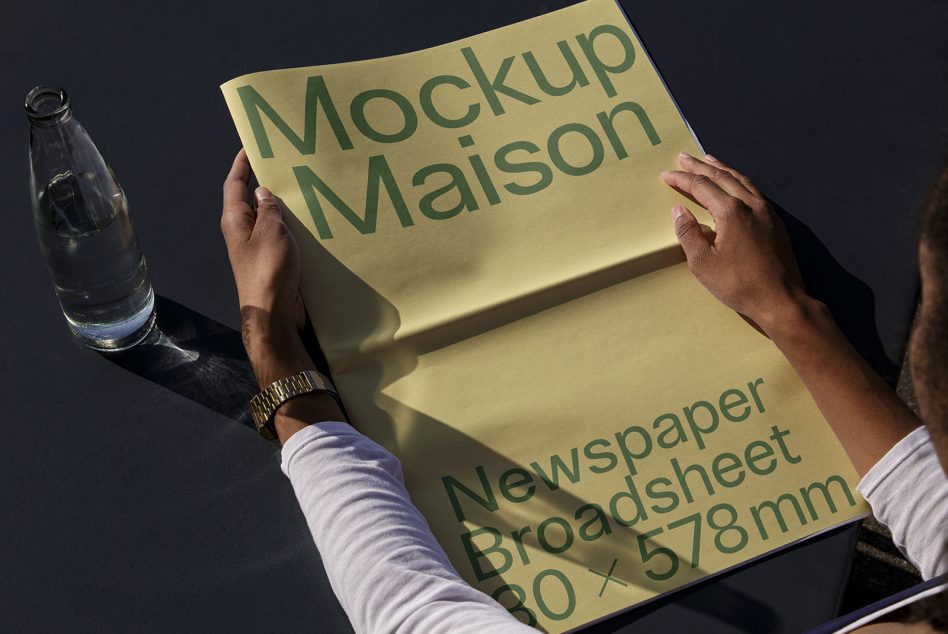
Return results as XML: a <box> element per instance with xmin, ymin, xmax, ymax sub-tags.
<box><xmin>304</xmin><ymin>370</ymin><xmax>337</xmax><ymax>394</ymax></box>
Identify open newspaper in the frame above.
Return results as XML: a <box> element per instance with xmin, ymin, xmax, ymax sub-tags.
<box><xmin>222</xmin><ymin>0</ymin><xmax>867</xmax><ymax>629</ymax></box>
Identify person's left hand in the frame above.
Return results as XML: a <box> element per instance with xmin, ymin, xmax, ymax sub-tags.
<box><xmin>220</xmin><ymin>149</ymin><xmax>347</xmax><ymax>439</ymax></box>
<box><xmin>220</xmin><ymin>148</ymin><xmax>311</xmax><ymax>387</ymax></box>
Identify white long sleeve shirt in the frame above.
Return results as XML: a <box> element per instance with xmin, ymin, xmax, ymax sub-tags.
<box><xmin>856</xmin><ymin>425</ymin><xmax>948</xmax><ymax>579</ymax></box>
<box><xmin>280</xmin><ymin>423</ymin><xmax>533</xmax><ymax>633</ymax></box>
<box><xmin>281</xmin><ymin>422</ymin><xmax>948</xmax><ymax>633</ymax></box>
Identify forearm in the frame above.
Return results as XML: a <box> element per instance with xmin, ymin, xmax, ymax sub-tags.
<box><xmin>761</xmin><ymin>297</ymin><xmax>922</xmax><ymax>475</ymax></box>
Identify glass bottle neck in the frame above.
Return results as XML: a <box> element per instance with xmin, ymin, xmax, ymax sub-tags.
<box><xmin>26</xmin><ymin>84</ymin><xmax>122</xmax><ymax>234</ymax></box>
<box><xmin>26</xmin><ymin>85</ymin><xmax>73</xmax><ymax>129</ymax></box>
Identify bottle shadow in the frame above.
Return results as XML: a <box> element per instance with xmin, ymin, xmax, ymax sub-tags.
<box><xmin>104</xmin><ymin>295</ymin><xmax>261</xmax><ymax>429</ymax></box>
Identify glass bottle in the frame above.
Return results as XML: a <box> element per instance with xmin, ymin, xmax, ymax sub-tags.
<box><xmin>27</xmin><ymin>85</ymin><xmax>155</xmax><ymax>351</ymax></box>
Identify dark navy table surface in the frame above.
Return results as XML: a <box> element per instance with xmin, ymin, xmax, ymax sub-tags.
<box><xmin>2</xmin><ymin>1</ymin><xmax>946</xmax><ymax>632</ymax></box>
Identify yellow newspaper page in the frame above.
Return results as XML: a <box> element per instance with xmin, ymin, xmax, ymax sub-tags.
<box><xmin>222</xmin><ymin>0</ymin><xmax>867</xmax><ymax>629</ymax></box>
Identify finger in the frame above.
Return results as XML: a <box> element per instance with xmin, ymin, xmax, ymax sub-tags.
<box><xmin>704</xmin><ymin>154</ymin><xmax>763</xmax><ymax>197</ymax></box>
<box><xmin>672</xmin><ymin>204</ymin><xmax>712</xmax><ymax>264</ymax></box>
<box><xmin>661</xmin><ymin>169</ymin><xmax>739</xmax><ymax>222</ymax></box>
<box><xmin>251</xmin><ymin>186</ymin><xmax>286</xmax><ymax>236</ymax></box>
<box><xmin>223</xmin><ymin>148</ymin><xmax>252</xmax><ymax>210</ymax></box>
<box><xmin>678</xmin><ymin>152</ymin><xmax>756</xmax><ymax>204</ymax></box>
<box><xmin>253</xmin><ymin>187</ymin><xmax>282</xmax><ymax>218</ymax></box>
<box><xmin>221</xmin><ymin>149</ymin><xmax>256</xmax><ymax>242</ymax></box>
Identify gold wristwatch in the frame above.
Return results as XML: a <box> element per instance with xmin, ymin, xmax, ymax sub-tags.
<box><xmin>249</xmin><ymin>369</ymin><xmax>339</xmax><ymax>440</ymax></box>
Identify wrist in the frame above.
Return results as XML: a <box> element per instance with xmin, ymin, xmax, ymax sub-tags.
<box><xmin>240</xmin><ymin>307</ymin><xmax>311</xmax><ymax>387</ymax></box>
<box><xmin>758</xmin><ymin>293</ymin><xmax>833</xmax><ymax>345</ymax></box>
<box><xmin>250</xmin><ymin>344</ymin><xmax>314</xmax><ymax>389</ymax></box>
<box><xmin>274</xmin><ymin>392</ymin><xmax>348</xmax><ymax>443</ymax></box>
<box><xmin>246</xmin><ymin>330</ymin><xmax>313</xmax><ymax>389</ymax></box>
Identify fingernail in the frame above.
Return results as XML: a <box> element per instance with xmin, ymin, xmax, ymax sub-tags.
<box><xmin>254</xmin><ymin>186</ymin><xmax>272</xmax><ymax>203</ymax></box>
<box><xmin>672</xmin><ymin>205</ymin><xmax>685</xmax><ymax>220</ymax></box>
<box><xmin>679</xmin><ymin>152</ymin><xmax>691</xmax><ymax>160</ymax></box>
<box><xmin>661</xmin><ymin>170</ymin><xmax>672</xmax><ymax>178</ymax></box>
<box><xmin>705</xmin><ymin>154</ymin><xmax>718</xmax><ymax>162</ymax></box>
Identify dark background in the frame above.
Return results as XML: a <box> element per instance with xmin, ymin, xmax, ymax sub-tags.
<box><xmin>2</xmin><ymin>1</ymin><xmax>946</xmax><ymax>632</ymax></box>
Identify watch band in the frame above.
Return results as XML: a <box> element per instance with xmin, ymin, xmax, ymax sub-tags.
<box><xmin>249</xmin><ymin>369</ymin><xmax>339</xmax><ymax>440</ymax></box>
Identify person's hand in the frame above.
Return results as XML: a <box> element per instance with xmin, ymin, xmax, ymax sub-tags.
<box><xmin>220</xmin><ymin>148</ymin><xmax>311</xmax><ymax>387</ymax></box>
<box><xmin>221</xmin><ymin>148</ymin><xmax>346</xmax><ymax>440</ymax></box>
<box><xmin>663</xmin><ymin>153</ymin><xmax>925</xmax><ymax>476</ymax></box>
<box><xmin>661</xmin><ymin>153</ymin><xmax>809</xmax><ymax>333</ymax></box>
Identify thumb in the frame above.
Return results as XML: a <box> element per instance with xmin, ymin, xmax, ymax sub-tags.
<box><xmin>672</xmin><ymin>204</ymin><xmax>711</xmax><ymax>264</ymax></box>
<box><xmin>254</xmin><ymin>187</ymin><xmax>283</xmax><ymax>223</ymax></box>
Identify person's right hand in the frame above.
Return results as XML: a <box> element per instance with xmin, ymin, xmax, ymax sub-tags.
<box><xmin>663</xmin><ymin>153</ymin><xmax>926</xmax><ymax>477</ymax></box>
<box><xmin>661</xmin><ymin>153</ymin><xmax>809</xmax><ymax>333</ymax></box>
